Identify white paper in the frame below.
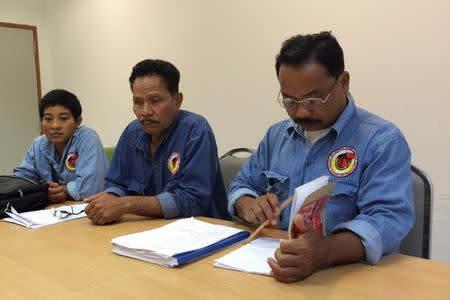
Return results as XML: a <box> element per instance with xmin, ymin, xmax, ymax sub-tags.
<box><xmin>111</xmin><ymin>217</ymin><xmax>244</xmax><ymax>258</ymax></box>
<box><xmin>214</xmin><ymin>237</ymin><xmax>281</xmax><ymax>276</ymax></box>
<box><xmin>113</xmin><ymin>245</ymin><xmax>179</xmax><ymax>267</ymax></box>
<box><xmin>288</xmin><ymin>175</ymin><xmax>329</xmax><ymax>237</ymax></box>
<box><xmin>2</xmin><ymin>203</ymin><xmax>88</xmax><ymax>228</ymax></box>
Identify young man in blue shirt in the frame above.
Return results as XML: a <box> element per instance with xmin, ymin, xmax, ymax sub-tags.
<box><xmin>84</xmin><ymin>59</ymin><xmax>229</xmax><ymax>224</ymax></box>
<box><xmin>228</xmin><ymin>32</ymin><xmax>414</xmax><ymax>282</ymax></box>
<box><xmin>13</xmin><ymin>89</ymin><xmax>108</xmax><ymax>203</ymax></box>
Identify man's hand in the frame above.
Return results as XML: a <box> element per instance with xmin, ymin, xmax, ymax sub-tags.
<box><xmin>48</xmin><ymin>182</ymin><xmax>67</xmax><ymax>204</ymax></box>
<box><xmin>84</xmin><ymin>192</ymin><xmax>128</xmax><ymax>225</ymax></box>
<box><xmin>235</xmin><ymin>194</ymin><xmax>280</xmax><ymax>227</ymax></box>
<box><xmin>267</xmin><ymin>214</ymin><xmax>329</xmax><ymax>282</ymax></box>
<box><xmin>268</xmin><ymin>214</ymin><xmax>365</xmax><ymax>282</ymax></box>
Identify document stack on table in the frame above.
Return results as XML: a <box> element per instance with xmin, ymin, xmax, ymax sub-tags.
<box><xmin>111</xmin><ymin>217</ymin><xmax>250</xmax><ymax>267</ymax></box>
<box><xmin>214</xmin><ymin>176</ymin><xmax>335</xmax><ymax>276</ymax></box>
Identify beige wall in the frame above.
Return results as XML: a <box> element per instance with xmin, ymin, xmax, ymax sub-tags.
<box><xmin>1</xmin><ymin>0</ymin><xmax>450</xmax><ymax>262</ymax></box>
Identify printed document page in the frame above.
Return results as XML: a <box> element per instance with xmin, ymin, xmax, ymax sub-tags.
<box><xmin>2</xmin><ymin>203</ymin><xmax>88</xmax><ymax>228</ymax></box>
<box><xmin>214</xmin><ymin>237</ymin><xmax>281</xmax><ymax>275</ymax></box>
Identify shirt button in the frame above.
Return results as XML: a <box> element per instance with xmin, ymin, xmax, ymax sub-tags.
<box><xmin>305</xmin><ymin>161</ymin><xmax>312</xmax><ymax>167</ymax></box>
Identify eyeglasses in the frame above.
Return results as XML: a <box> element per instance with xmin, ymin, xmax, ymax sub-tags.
<box><xmin>277</xmin><ymin>77</ymin><xmax>339</xmax><ymax>110</ymax></box>
<box><xmin>52</xmin><ymin>206</ymin><xmax>85</xmax><ymax>220</ymax></box>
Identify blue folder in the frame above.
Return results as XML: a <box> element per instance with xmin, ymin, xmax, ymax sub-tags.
<box><xmin>111</xmin><ymin>218</ymin><xmax>251</xmax><ymax>267</ymax></box>
<box><xmin>174</xmin><ymin>230</ymin><xmax>250</xmax><ymax>266</ymax></box>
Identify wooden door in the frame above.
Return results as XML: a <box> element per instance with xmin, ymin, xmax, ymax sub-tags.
<box><xmin>0</xmin><ymin>22</ymin><xmax>41</xmax><ymax>174</ymax></box>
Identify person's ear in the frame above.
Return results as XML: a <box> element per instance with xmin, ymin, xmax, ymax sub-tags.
<box><xmin>340</xmin><ymin>71</ymin><xmax>350</xmax><ymax>93</ymax></box>
<box><xmin>174</xmin><ymin>92</ymin><xmax>183</xmax><ymax>108</ymax></box>
<box><xmin>75</xmin><ymin>116</ymin><xmax>82</xmax><ymax>127</ymax></box>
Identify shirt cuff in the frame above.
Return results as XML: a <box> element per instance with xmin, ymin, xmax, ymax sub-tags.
<box><xmin>332</xmin><ymin>219</ymin><xmax>383</xmax><ymax>264</ymax></box>
<box><xmin>156</xmin><ymin>192</ymin><xmax>179</xmax><ymax>218</ymax></box>
<box><xmin>227</xmin><ymin>187</ymin><xmax>259</xmax><ymax>218</ymax></box>
<box><xmin>104</xmin><ymin>186</ymin><xmax>128</xmax><ymax>197</ymax></box>
<box><xmin>66</xmin><ymin>181</ymin><xmax>81</xmax><ymax>201</ymax></box>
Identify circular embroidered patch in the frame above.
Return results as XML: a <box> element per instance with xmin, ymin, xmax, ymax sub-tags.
<box><xmin>167</xmin><ymin>152</ymin><xmax>181</xmax><ymax>175</ymax></box>
<box><xmin>65</xmin><ymin>152</ymin><xmax>78</xmax><ymax>172</ymax></box>
<box><xmin>328</xmin><ymin>147</ymin><xmax>357</xmax><ymax>177</ymax></box>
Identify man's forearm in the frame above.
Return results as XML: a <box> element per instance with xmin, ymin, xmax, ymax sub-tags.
<box><xmin>321</xmin><ymin>231</ymin><xmax>365</xmax><ymax>268</ymax></box>
<box><xmin>123</xmin><ymin>196</ymin><xmax>164</xmax><ymax>217</ymax></box>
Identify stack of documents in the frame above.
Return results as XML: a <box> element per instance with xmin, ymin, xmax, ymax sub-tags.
<box><xmin>2</xmin><ymin>203</ymin><xmax>88</xmax><ymax>228</ymax></box>
<box><xmin>214</xmin><ymin>237</ymin><xmax>281</xmax><ymax>275</ymax></box>
<box><xmin>111</xmin><ymin>217</ymin><xmax>250</xmax><ymax>267</ymax></box>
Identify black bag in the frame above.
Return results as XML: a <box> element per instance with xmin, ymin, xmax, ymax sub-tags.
<box><xmin>0</xmin><ymin>176</ymin><xmax>49</xmax><ymax>218</ymax></box>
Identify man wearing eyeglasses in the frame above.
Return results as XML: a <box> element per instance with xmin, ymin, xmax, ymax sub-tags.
<box><xmin>228</xmin><ymin>32</ymin><xmax>414</xmax><ymax>282</ymax></box>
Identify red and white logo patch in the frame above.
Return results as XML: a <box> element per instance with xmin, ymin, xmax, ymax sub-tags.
<box><xmin>328</xmin><ymin>147</ymin><xmax>357</xmax><ymax>177</ymax></box>
<box><xmin>65</xmin><ymin>152</ymin><xmax>78</xmax><ymax>172</ymax></box>
<box><xmin>167</xmin><ymin>152</ymin><xmax>181</xmax><ymax>175</ymax></box>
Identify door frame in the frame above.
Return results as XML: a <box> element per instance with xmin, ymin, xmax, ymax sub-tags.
<box><xmin>0</xmin><ymin>21</ymin><xmax>42</xmax><ymax>104</ymax></box>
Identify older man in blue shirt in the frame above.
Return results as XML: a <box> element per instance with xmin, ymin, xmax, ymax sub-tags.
<box><xmin>85</xmin><ymin>59</ymin><xmax>229</xmax><ymax>224</ymax></box>
<box><xmin>228</xmin><ymin>32</ymin><xmax>414</xmax><ymax>282</ymax></box>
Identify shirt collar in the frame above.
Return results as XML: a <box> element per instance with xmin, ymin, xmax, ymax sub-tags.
<box><xmin>330</xmin><ymin>92</ymin><xmax>356</xmax><ymax>139</ymax></box>
<box><xmin>39</xmin><ymin>127</ymin><xmax>80</xmax><ymax>162</ymax></box>
<box><xmin>286</xmin><ymin>121</ymin><xmax>303</xmax><ymax>137</ymax></box>
<box><xmin>286</xmin><ymin>93</ymin><xmax>356</xmax><ymax>140</ymax></box>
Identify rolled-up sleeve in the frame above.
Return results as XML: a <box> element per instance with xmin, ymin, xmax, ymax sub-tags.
<box><xmin>332</xmin><ymin>135</ymin><xmax>414</xmax><ymax>264</ymax></box>
<box><xmin>156</xmin><ymin>192</ymin><xmax>178</xmax><ymax>218</ymax></box>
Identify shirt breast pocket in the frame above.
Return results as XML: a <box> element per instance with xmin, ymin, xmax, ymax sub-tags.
<box><xmin>325</xmin><ymin>181</ymin><xmax>359</xmax><ymax>233</ymax></box>
<box><xmin>260</xmin><ymin>170</ymin><xmax>290</xmax><ymax>194</ymax></box>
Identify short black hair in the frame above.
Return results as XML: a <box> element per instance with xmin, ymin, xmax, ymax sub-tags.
<box><xmin>129</xmin><ymin>59</ymin><xmax>180</xmax><ymax>94</ymax></box>
<box><xmin>275</xmin><ymin>31</ymin><xmax>344</xmax><ymax>78</ymax></box>
<box><xmin>39</xmin><ymin>89</ymin><xmax>82</xmax><ymax>120</ymax></box>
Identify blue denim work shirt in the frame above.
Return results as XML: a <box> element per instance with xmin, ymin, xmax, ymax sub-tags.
<box><xmin>228</xmin><ymin>94</ymin><xmax>414</xmax><ymax>264</ymax></box>
<box><xmin>13</xmin><ymin>126</ymin><xmax>109</xmax><ymax>200</ymax></box>
<box><xmin>104</xmin><ymin>110</ymin><xmax>230</xmax><ymax>220</ymax></box>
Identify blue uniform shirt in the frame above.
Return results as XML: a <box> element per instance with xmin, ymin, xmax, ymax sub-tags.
<box><xmin>104</xmin><ymin>110</ymin><xmax>230</xmax><ymax>220</ymax></box>
<box><xmin>13</xmin><ymin>126</ymin><xmax>109</xmax><ymax>200</ymax></box>
<box><xmin>228</xmin><ymin>94</ymin><xmax>414</xmax><ymax>264</ymax></box>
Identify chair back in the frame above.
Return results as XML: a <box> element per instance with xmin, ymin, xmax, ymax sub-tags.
<box><xmin>399</xmin><ymin>165</ymin><xmax>432</xmax><ymax>259</ymax></box>
<box><xmin>104</xmin><ymin>147</ymin><xmax>115</xmax><ymax>163</ymax></box>
<box><xmin>219</xmin><ymin>148</ymin><xmax>254</xmax><ymax>194</ymax></box>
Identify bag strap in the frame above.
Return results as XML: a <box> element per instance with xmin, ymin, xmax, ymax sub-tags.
<box><xmin>0</xmin><ymin>175</ymin><xmax>41</xmax><ymax>185</ymax></box>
